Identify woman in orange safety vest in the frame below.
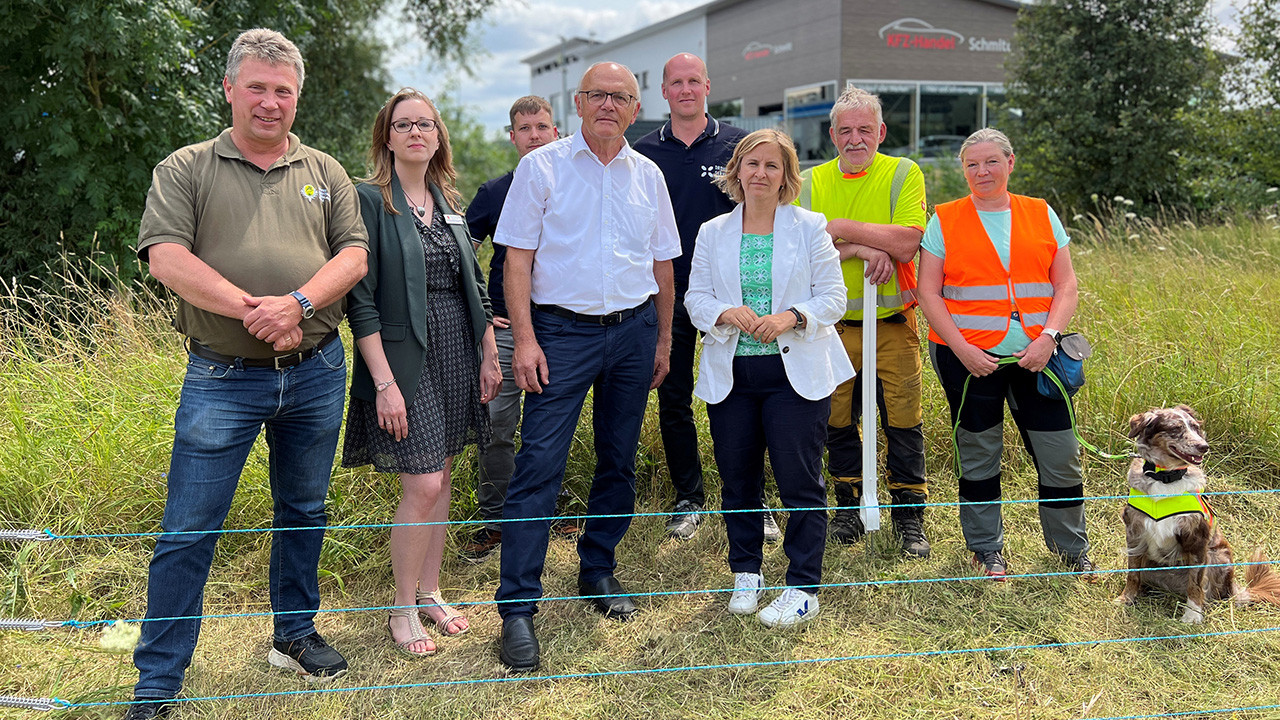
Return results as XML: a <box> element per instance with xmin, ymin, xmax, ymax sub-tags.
<box><xmin>916</xmin><ymin>128</ymin><xmax>1094</xmax><ymax>583</ymax></box>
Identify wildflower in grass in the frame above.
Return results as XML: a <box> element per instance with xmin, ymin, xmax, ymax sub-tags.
<box><xmin>1267</xmin><ymin>187</ymin><xmax>1278</xmax><ymax>193</ymax></box>
<box><xmin>1114</xmin><ymin>195</ymin><xmax>1125</xmax><ymax>202</ymax></box>
<box><xmin>1125</xmin><ymin>212</ymin><xmax>1137</xmax><ymax>219</ymax></box>
<box><xmin>1124</xmin><ymin>199</ymin><xmax>1134</xmax><ymax>206</ymax></box>
<box><xmin>100</xmin><ymin>621</ymin><xmax>141</xmax><ymax>654</ymax></box>
<box><xmin>1091</xmin><ymin>193</ymin><xmax>1098</xmax><ymax>202</ymax></box>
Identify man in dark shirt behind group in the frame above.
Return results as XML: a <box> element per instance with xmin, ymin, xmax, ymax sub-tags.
<box><xmin>634</xmin><ymin>52</ymin><xmax>779</xmax><ymax>541</ymax></box>
<box><xmin>463</xmin><ymin>96</ymin><xmax>560</xmax><ymax>560</ymax></box>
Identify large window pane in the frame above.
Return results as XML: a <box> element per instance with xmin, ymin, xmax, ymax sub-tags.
<box><xmin>785</xmin><ymin>82</ymin><xmax>836</xmax><ymax>163</ymax></box>
<box><xmin>917</xmin><ymin>84</ymin><xmax>982</xmax><ymax>158</ymax></box>
<box><xmin>857</xmin><ymin>82</ymin><xmax>916</xmax><ymax>156</ymax></box>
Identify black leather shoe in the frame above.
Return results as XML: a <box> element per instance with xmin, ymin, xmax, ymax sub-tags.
<box><xmin>578</xmin><ymin>575</ymin><xmax>637</xmax><ymax>620</ymax></box>
<box><xmin>499</xmin><ymin>615</ymin><xmax>539</xmax><ymax>672</ymax></box>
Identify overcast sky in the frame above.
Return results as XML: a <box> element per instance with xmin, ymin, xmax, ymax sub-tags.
<box><xmin>386</xmin><ymin>0</ymin><xmax>1244</xmax><ymax>138</ymax></box>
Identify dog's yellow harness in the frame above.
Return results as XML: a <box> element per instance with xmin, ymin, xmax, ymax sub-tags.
<box><xmin>1127</xmin><ymin>488</ymin><xmax>1215</xmax><ymax>528</ymax></box>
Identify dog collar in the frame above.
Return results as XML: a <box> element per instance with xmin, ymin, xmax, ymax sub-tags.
<box><xmin>1142</xmin><ymin>460</ymin><xmax>1188</xmax><ymax>483</ymax></box>
<box><xmin>1127</xmin><ymin>488</ymin><xmax>1215</xmax><ymax>527</ymax></box>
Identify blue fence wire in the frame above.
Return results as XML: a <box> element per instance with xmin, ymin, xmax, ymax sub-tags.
<box><xmin>5</xmin><ymin>484</ymin><xmax>1280</xmax><ymax>714</ymax></box>
<box><xmin>17</xmin><ymin>558</ymin><xmax>1273</xmax><ymax>630</ymax></box>
<box><xmin>6</xmin><ymin>487</ymin><xmax>1276</xmax><ymax>543</ymax></box>
<box><xmin>50</xmin><ymin>625</ymin><xmax>1280</xmax><ymax>711</ymax></box>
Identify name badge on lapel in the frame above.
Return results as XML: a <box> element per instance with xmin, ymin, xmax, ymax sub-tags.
<box><xmin>443</xmin><ymin>213</ymin><xmax>464</xmax><ymax>226</ymax></box>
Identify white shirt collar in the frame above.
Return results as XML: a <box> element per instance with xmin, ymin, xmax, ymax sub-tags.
<box><xmin>570</xmin><ymin>130</ymin><xmax>635</xmax><ymax>167</ymax></box>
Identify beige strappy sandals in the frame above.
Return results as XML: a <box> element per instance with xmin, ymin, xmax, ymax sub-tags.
<box><xmin>416</xmin><ymin>589</ymin><xmax>469</xmax><ymax>637</ymax></box>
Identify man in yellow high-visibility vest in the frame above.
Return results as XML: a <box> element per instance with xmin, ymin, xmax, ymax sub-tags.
<box><xmin>796</xmin><ymin>85</ymin><xmax>930</xmax><ymax>558</ymax></box>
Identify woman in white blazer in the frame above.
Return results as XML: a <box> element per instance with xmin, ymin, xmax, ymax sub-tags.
<box><xmin>685</xmin><ymin>129</ymin><xmax>853</xmax><ymax>628</ymax></box>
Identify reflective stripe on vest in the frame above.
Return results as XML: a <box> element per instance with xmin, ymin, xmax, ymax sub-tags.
<box><xmin>801</xmin><ymin>158</ymin><xmax>918</xmax><ymax>321</ymax></box>
<box><xmin>926</xmin><ymin>194</ymin><xmax>1057</xmax><ymax>349</ymax></box>
<box><xmin>1126</xmin><ymin>489</ymin><xmax>1215</xmax><ymax>528</ymax></box>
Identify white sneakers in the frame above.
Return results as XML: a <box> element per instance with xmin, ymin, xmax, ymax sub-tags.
<box><xmin>757</xmin><ymin>587</ymin><xmax>819</xmax><ymax>628</ymax></box>
<box><xmin>727</xmin><ymin>575</ymin><xmax>819</xmax><ymax>628</ymax></box>
<box><xmin>727</xmin><ymin>572</ymin><xmax>764</xmax><ymax>614</ymax></box>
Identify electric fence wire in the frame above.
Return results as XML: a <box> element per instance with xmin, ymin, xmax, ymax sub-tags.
<box><xmin>37</xmin><ymin>625</ymin><xmax>1280</xmax><ymax>713</ymax></box>
<box><xmin>3</xmin><ymin>487</ymin><xmax>1275</xmax><ymax>543</ymax></box>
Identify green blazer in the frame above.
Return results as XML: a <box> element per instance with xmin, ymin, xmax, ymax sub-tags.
<box><xmin>347</xmin><ymin>175</ymin><xmax>492</xmax><ymax>404</ymax></box>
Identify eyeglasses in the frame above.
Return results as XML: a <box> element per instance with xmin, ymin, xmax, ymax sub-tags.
<box><xmin>577</xmin><ymin>90</ymin><xmax>636</xmax><ymax>107</ymax></box>
<box><xmin>391</xmin><ymin>119</ymin><xmax>438</xmax><ymax>133</ymax></box>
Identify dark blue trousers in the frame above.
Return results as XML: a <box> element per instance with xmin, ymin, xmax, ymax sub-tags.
<box><xmin>707</xmin><ymin>354</ymin><xmax>829</xmax><ymax>593</ymax></box>
<box><xmin>656</xmin><ymin>299</ymin><xmax>705</xmax><ymax>507</ymax></box>
<box><xmin>496</xmin><ymin>303</ymin><xmax>657</xmax><ymax>618</ymax></box>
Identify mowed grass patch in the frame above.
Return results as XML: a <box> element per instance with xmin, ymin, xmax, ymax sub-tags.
<box><xmin>4</xmin><ymin>222</ymin><xmax>1280</xmax><ymax>720</ymax></box>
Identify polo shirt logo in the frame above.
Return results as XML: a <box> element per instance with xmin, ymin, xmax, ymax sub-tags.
<box><xmin>300</xmin><ymin>184</ymin><xmax>331</xmax><ymax>203</ymax></box>
<box><xmin>701</xmin><ymin>163</ymin><xmax>725</xmax><ymax>179</ymax></box>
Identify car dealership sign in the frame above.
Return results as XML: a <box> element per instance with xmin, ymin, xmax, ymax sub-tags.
<box><xmin>742</xmin><ymin>40</ymin><xmax>795</xmax><ymax>61</ymax></box>
<box><xmin>878</xmin><ymin>18</ymin><xmax>1011</xmax><ymax>53</ymax></box>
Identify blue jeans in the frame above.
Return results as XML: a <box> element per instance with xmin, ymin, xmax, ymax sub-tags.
<box><xmin>496</xmin><ymin>303</ymin><xmax>657</xmax><ymax>617</ymax></box>
<box><xmin>133</xmin><ymin>338</ymin><xmax>347</xmax><ymax>700</ymax></box>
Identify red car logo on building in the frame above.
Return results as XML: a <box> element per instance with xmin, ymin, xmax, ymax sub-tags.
<box><xmin>878</xmin><ymin>18</ymin><xmax>964</xmax><ymax>50</ymax></box>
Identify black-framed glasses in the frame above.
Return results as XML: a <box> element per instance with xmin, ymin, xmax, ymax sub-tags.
<box><xmin>391</xmin><ymin>119</ymin><xmax>438</xmax><ymax>133</ymax></box>
<box><xmin>578</xmin><ymin>90</ymin><xmax>636</xmax><ymax>107</ymax></box>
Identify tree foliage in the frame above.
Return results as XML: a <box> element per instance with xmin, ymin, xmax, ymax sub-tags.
<box><xmin>402</xmin><ymin>0</ymin><xmax>500</xmax><ymax>72</ymax></box>
<box><xmin>0</xmin><ymin>0</ymin><xmax>499</xmax><ymax>284</ymax></box>
<box><xmin>435</xmin><ymin>91</ymin><xmax>518</xmax><ymax>202</ymax></box>
<box><xmin>1225</xmin><ymin>0</ymin><xmax>1280</xmax><ymax>188</ymax></box>
<box><xmin>1005</xmin><ymin>0</ymin><xmax>1215</xmax><ymax>213</ymax></box>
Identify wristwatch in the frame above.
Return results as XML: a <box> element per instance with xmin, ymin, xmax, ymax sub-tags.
<box><xmin>788</xmin><ymin>307</ymin><xmax>806</xmax><ymax>328</ymax></box>
<box><xmin>290</xmin><ymin>290</ymin><xmax>316</xmax><ymax>319</ymax></box>
<box><xmin>1041</xmin><ymin>328</ymin><xmax>1062</xmax><ymax>345</ymax></box>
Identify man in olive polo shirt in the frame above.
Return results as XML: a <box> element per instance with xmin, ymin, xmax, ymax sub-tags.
<box><xmin>126</xmin><ymin>28</ymin><xmax>367</xmax><ymax>720</ymax></box>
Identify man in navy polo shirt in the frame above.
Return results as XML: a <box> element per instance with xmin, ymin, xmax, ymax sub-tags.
<box><xmin>463</xmin><ymin>96</ymin><xmax>561</xmax><ymax>561</ymax></box>
<box><xmin>635</xmin><ymin>53</ymin><xmax>777</xmax><ymax>541</ymax></box>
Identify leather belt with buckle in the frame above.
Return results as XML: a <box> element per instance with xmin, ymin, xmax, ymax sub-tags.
<box><xmin>533</xmin><ymin>297</ymin><xmax>652</xmax><ymax>326</ymax></box>
<box><xmin>188</xmin><ymin>328</ymin><xmax>339</xmax><ymax>370</ymax></box>
<box><xmin>839</xmin><ymin>312</ymin><xmax>907</xmax><ymax>328</ymax></box>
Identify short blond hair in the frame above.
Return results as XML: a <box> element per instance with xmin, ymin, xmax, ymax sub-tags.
<box><xmin>714</xmin><ymin>128</ymin><xmax>803</xmax><ymax>206</ymax></box>
<box><xmin>959</xmin><ymin>128</ymin><xmax>1014</xmax><ymax>162</ymax></box>
<box><xmin>226</xmin><ymin>28</ymin><xmax>305</xmax><ymax>91</ymax></box>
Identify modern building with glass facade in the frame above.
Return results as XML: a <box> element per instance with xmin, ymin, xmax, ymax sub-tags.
<box><xmin>524</xmin><ymin>0</ymin><xmax>1021</xmax><ymax>162</ymax></box>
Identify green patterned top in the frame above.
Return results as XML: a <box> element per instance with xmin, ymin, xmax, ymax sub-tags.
<box><xmin>736</xmin><ymin>232</ymin><xmax>779</xmax><ymax>357</ymax></box>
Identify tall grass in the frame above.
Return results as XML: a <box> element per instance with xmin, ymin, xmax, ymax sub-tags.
<box><xmin>3</xmin><ymin>221</ymin><xmax>1280</xmax><ymax>720</ymax></box>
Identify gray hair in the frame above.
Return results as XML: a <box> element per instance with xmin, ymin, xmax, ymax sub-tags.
<box><xmin>225</xmin><ymin>28</ymin><xmax>305</xmax><ymax>91</ymax></box>
<box><xmin>829</xmin><ymin>85</ymin><xmax>882</xmax><ymax>127</ymax></box>
<box><xmin>959</xmin><ymin>128</ymin><xmax>1014</xmax><ymax>161</ymax></box>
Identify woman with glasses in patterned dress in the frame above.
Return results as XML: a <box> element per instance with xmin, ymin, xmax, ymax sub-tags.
<box><xmin>343</xmin><ymin>89</ymin><xmax>501</xmax><ymax>656</ymax></box>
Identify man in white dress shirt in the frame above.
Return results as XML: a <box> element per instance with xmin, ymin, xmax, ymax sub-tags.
<box><xmin>492</xmin><ymin>61</ymin><xmax>680</xmax><ymax>672</ymax></box>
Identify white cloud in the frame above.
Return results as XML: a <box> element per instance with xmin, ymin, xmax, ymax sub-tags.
<box><xmin>386</xmin><ymin>0</ymin><xmax>702</xmax><ymax>136</ymax></box>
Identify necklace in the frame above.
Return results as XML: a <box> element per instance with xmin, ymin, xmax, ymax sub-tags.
<box><xmin>403</xmin><ymin>189</ymin><xmax>429</xmax><ymax>218</ymax></box>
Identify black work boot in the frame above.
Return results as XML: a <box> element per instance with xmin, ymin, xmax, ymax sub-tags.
<box><xmin>828</xmin><ymin>481</ymin><xmax>865</xmax><ymax>545</ymax></box>
<box><xmin>890</xmin><ymin>491</ymin><xmax>931</xmax><ymax>558</ymax></box>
